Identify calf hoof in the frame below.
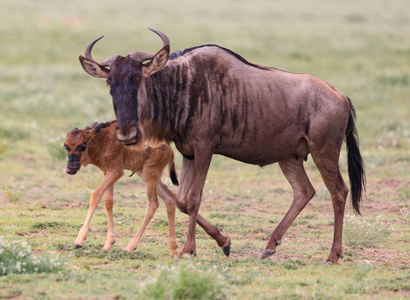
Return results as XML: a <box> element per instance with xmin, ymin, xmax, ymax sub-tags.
<box><xmin>124</xmin><ymin>247</ymin><xmax>134</xmax><ymax>253</ymax></box>
<box><xmin>218</xmin><ymin>227</ymin><xmax>223</xmax><ymax>232</ymax></box>
<box><xmin>222</xmin><ymin>237</ymin><xmax>231</xmax><ymax>257</ymax></box>
<box><xmin>74</xmin><ymin>244</ymin><xmax>83</xmax><ymax>249</ymax></box>
<box><xmin>260</xmin><ymin>249</ymin><xmax>276</xmax><ymax>259</ymax></box>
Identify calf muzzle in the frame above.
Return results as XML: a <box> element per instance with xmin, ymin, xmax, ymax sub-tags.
<box><xmin>66</xmin><ymin>154</ymin><xmax>80</xmax><ymax>175</ymax></box>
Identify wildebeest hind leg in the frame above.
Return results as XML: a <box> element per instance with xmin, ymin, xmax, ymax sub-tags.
<box><xmin>311</xmin><ymin>152</ymin><xmax>349</xmax><ymax>264</ymax></box>
<box><xmin>103</xmin><ymin>185</ymin><xmax>116</xmax><ymax>251</ymax></box>
<box><xmin>261</xmin><ymin>157</ymin><xmax>315</xmax><ymax>259</ymax></box>
<box><xmin>155</xmin><ymin>181</ymin><xmax>178</xmax><ymax>256</ymax></box>
<box><xmin>125</xmin><ymin>181</ymin><xmax>160</xmax><ymax>252</ymax></box>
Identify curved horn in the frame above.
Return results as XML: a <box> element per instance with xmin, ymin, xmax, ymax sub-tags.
<box><xmin>84</xmin><ymin>35</ymin><xmax>118</xmax><ymax>67</ymax></box>
<box><xmin>129</xmin><ymin>28</ymin><xmax>169</xmax><ymax>62</ymax></box>
<box><xmin>148</xmin><ymin>28</ymin><xmax>170</xmax><ymax>47</ymax></box>
<box><xmin>85</xmin><ymin>36</ymin><xmax>104</xmax><ymax>61</ymax></box>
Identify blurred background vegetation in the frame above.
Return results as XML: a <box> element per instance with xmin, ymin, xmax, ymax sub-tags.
<box><xmin>1</xmin><ymin>0</ymin><xmax>408</xmax><ymax>182</ymax></box>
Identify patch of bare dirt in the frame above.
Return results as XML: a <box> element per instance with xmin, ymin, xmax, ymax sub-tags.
<box><xmin>233</xmin><ymin>178</ymin><xmax>409</xmax><ymax>216</ymax></box>
<box><xmin>350</xmin><ymin>247</ymin><xmax>410</xmax><ymax>268</ymax></box>
<box><xmin>38</xmin><ymin>200</ymin><xmax>88</xmax><ymax>210</ymax></box>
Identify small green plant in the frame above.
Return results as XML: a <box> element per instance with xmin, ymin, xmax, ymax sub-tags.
<box><xmin>343</xmin><ymin>215</ymin><xmax>391</xmax><ymax>248</ymax></box>
<box><xmin>3</xmin><ymin>185</ymin><xmax>24</xmax><ymax>203</ymax></box>
<box><xmin>0</xmin><ymin>237</ymin><xmax>64</xmax><ymax>276</ymax></box>
<box><xmin>139</xmin><ymin>259</ymin><xmax>229</xmax><ymax>299</ymax></box>
<box><xmin>30</xmin><ymin>221</ymin><xmax>71</xmax><ymax>231</ymax></box>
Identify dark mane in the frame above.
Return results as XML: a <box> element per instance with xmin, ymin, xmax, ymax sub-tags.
<box><xmin>170</xmin><ymin>45</ymin><xmax>270</xmax><ymax>71</ymax></box>
<box><xmin>84</xmin><ymin>120</ymin><xmax>116</xmax><ymax>134</ymax></box>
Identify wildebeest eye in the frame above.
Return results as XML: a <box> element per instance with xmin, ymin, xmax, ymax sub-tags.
<box><xmin>78</xmin><ymin>142</ymin><xmax>87</xmax><ymax>152</ymax></box>
<box><xmin>63</xmin><ymin>144</ymin><xmax>70</xmax><ymax>151</ymax></box>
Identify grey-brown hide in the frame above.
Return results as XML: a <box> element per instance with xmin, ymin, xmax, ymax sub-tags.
<box><xmin>79</xmin><ymin>29</ymin><xmax>365</xmax><ymax>264</ymax></box>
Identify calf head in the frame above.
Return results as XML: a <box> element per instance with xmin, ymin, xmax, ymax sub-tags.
<box><xmin>79</xmin><ymin>28</ymin><xmax>170</xmax><ymax>145</ymax></box>
<box><xmin>64</xmin><ymin>122</ymin><xmax>108</xmax><ymax>175</ymax></box>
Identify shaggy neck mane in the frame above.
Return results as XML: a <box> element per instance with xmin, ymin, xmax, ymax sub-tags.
<box><xmin>142</xmin><ymin>66</ymin><xmax>179</xmax><ymax>142</ymax></box>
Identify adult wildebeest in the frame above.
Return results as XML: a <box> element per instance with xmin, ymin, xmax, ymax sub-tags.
<box><xmin>79</xmin><ymin>28</ymin><xmax>365</xmax><ymax>264</ymax></box>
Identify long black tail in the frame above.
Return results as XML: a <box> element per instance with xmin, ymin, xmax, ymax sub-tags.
<box><xmin>168</xmin><ymin>152</ymin><xmax>179</xmax><ymax>186</ymax></box>
<box><xmin>346</xmin><ymin>98</ymin><xmax>366</xmax><ymax>215</ymax></box>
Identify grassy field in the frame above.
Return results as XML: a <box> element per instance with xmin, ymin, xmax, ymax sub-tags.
<box><xmin>1</xmin><ymin>0</ymin><xmax>409</xmax><ymax>298</ymax></box>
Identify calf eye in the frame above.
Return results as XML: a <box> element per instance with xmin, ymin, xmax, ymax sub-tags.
<box><xmin>63</xmin><ymin>144</ymin><xmax>70</xmax><ymax>151</ymax></box>
<box><xmin>78</xmin><ymin>142</ymin><xmax>87</xmax><ymax>152</ymax></box>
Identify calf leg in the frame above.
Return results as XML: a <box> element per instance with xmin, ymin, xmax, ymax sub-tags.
<box><xmin>102</xmin><ymin>185</ymin><xmax>116</xmax><ymax>251</ymax></box>
<box><xmin>156</xmin><ymin>181</ymin><xmax>178</xmax><ymax>256</ymax></box>
<box><xmin>125</xmin><ymin>174</ymin><xmax>160</xmax><ymax>253</ymax></box>
<box><xmin>74</xmin><ymin>171</ymin><xmax>123</xmax><ymax>249</ymax></box>
<box><xmin>176</xmin><ymin>157</ymin><xmax>231</xmax><ymax>256</ymax></box>
<box><xmin>261</xmin><ymin>157</ymin><xmax>315</xmax><ymax>259</ymax></box>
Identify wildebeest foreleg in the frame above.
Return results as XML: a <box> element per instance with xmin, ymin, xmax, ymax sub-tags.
<box><xmin>179</xmin><ymin>150</ymin><xmax>213</xmax><ymax>257</ymax></box>
<box><xmin>176</xmin><ymin>157</ymin><xmax>231</xmax><ymax>256</ymax></box>
<box><xmin>261</xmin><ymin>157</ymin><xmax>315</xmax><ymax>259</ymax></box>
<box><xmin>74</xmin><ymin>171</ymin><xmax>123</xmax><ymax>249</ymax></box>
<box><xmin>102</xmin><ymin>185</ymin><xmax>116</xmax><ymax>251</ymax></box>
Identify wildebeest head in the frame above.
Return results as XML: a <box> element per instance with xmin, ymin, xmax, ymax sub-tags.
<box><xmin>79</xmin><ymin>28</ymin><xmax>170</xmax><ymax>145</ymax></box>
<box><xmin>64</xmin><ymin>123</ymin><xmax>105</xmax><ymax>175</ymax></box>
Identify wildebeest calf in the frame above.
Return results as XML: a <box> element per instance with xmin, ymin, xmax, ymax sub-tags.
<box><xmin>64</xmin><ymin>120</ymin><xmax>180</xmax><ymax>255</ymax></box>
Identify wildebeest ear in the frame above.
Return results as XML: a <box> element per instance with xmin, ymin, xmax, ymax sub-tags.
<box><xmin>142</xmin><ymin>45</ymin><xmax>170</xmax><ymax>77</ymax></box>
<box><xmin>79</xmin><ymin>56</ymin><xmax>110</xmax><ymax>79</ymax></box>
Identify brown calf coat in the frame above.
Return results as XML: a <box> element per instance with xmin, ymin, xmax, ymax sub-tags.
<box><xmin>64</xmin><ymin>121</ymin><xmax>179</xmax><ymax>255</ymax></box>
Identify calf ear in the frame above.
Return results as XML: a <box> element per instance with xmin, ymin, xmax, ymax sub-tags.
<box><xmin>79</xmin><ymin>56</ymin><xmax>110</xmax><ymax>79</ymax></box>
<box><xmin>142</xmin><ymin>45</ymin><xmax>170</xmax><ymax>77</ymax></box>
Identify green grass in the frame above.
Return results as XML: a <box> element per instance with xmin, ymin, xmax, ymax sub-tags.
<box><xmin>0</xmin><ymin>0</ymin><xmax>409</xmax><ymax>298</ymax></box>
<box><xmin>0</xmin><ymin>237</ymin><xmax>64</xmax><ymax>276</ymax></box>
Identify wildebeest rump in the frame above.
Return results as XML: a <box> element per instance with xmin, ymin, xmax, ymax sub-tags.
<box><xmin>79</xmin><ymin>28</ymin><xmax>365</xmax><ymax>264</ymax></box>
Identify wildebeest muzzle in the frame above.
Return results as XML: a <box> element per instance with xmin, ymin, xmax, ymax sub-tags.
<box><xmin>66</xmin><ymin>154</ymin><xmax>81</xmax><ymax>175</ymax></box>
<box><xmin>116</xmin><ymin>122</ymin><xmax>141</xmax><ymax>146</ymax></box>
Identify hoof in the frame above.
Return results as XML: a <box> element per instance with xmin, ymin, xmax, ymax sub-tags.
<box><xmin>172</xmin><ymin>257</ymin><xmax>181</xmax><ymax>264</ymax></box>
<box><xmin>260</xmin><ymin>249</ymin><xmax>276</xmax><ymax>259</ymax></box>
<box><xmin>222</xmin><ymin>237</ymin><xmax>231</xmax><ymax>257</ymax></box>
<box><xmin>324</xmin><ymin>259</ymin><xmax>339</xmax><ymax>265</ymax></box>
<box><xmin>218</xmin><ymin>227</ymin><xmax>223</xmax><ymax>232</ymax></box>
<box><xmin>74</xmin><ymin>244</ymin><xmax>83</xmax><ymax>249</ymax></box>
<box><xmin>178</xmin><ymin>253</ymin><xmax>195</xmax><ymax>259</ymax></box>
